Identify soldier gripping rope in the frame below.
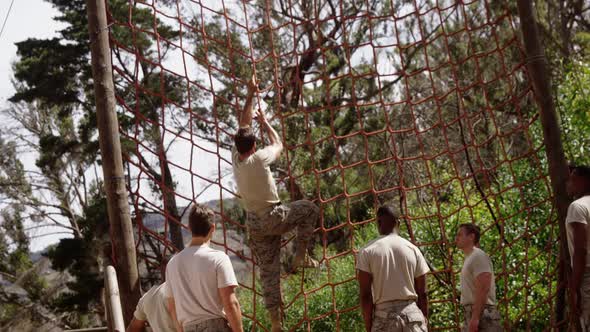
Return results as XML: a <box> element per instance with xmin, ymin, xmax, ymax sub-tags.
<box><xmin>232</xmin><ymin>75</ymin><xmax>320</xmax><ymax>332</ymax></box>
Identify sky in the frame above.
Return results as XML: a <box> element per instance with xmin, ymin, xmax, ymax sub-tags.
<box><xmin>0</xmin><ymin>0</ymin><xmax>235</xmax><ymax>251</ymax></box>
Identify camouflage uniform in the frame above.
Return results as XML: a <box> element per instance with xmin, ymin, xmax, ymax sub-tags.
<box><xmin>183</xmin><ymin>318</ymin><xmax>231</xmax><ymax>332</ymax></box>
<box><xmin>462</xmin><ymin>305</ymin><xmax>503</xmax><ymax>332</ymax></box>
<box><xmin>248</xmin><ymin>200</ymin><xmax>319</xmax><ymax>309</ymax></box>
<box><xmin>579</xmin><ymin>269</ymin><xmax>590</xmax><ymax>331</ymax></box>
<box><xmin>371</xmin><ymin>300</ymin><xmax>427</xmax><ymax>332</ymax></box>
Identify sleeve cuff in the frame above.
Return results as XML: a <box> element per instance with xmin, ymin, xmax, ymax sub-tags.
<box><xmin>356</xmin><ymin>266</ymin><xmax>370</xmax><ymax>273</ymax></box>
<box><xmin>218</xmin><ymin>282</ymin><xmax>239</xmax><ymax>289</ymax></box>
<box><xmin>567</xmin><ymin>218</ymin><xmax>588</xmax><ymax>224</ymax></box>
<box><xmin>134</xmin><ymin>310</ymin><xmax>147</xmax><ymax>321</ymax></box>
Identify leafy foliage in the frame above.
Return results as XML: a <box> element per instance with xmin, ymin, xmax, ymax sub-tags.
<box><xmin>558</xmin><ymin>61</ymin><xmax>590</xmax><ymax>165</ymax></box>
<box><xmin>1</xmin><ymin>0</ymin><xmax>589</xmax><ymax>330</ymax></box>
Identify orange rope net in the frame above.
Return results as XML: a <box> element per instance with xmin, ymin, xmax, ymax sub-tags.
<box><xmin>107</xmin><ymin>0</ymin><xmax>561</xmax><ymax>330</ymax></box>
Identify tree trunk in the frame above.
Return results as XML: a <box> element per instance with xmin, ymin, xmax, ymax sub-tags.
<box><xmin>517</xmin><ymin>0</ymin><xmax>571</xmax><ymax>328</ymax></box>
<box><xmin>85</xmin><ymin>0</ymin><xmax>140</xmax><ymax>325</ymax></box>
<box><xmin>156</xmin><ymin>130</ymin><xmax>185</xmax><ymax>251</ymax></box>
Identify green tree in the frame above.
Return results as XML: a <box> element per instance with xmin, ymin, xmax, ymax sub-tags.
<box><xmin>557</xmin><ymin>61</ymin><xmax>590</xmax><ymax>165</ymax></box>
<box><xmin>2</xmin><ymin>0</ymin><xmax>201</xmax><ymax>327</ymax></box>
<box><xmin>0</xmin><ymin>189</ymin><xmax>47</xmax><ymax>328</ymax></box>
<box><xmin>533</xmin><ymin>0</ymin><xmax>590</xmax><ymax>72</ymax></box>
<box><xmin>2</xmin><ymin>0</ymin><xmax>583</xmax><ymax>329</ymax></box>
<box><xmin>181</xmin><ymin>0</ymin><xmax>566</xmax><ymax>329</ymax></box>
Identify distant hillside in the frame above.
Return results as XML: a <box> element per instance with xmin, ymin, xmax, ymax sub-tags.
<box><xmin>1</xmin><ymin>255</ymin><xmax>77</xmax><ymax>331</ymax></box>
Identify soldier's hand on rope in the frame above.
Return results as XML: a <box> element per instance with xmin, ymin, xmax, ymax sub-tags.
<box><xmin>255</xmin><ymin>108</ymin><xmax>268</xmax><ymax>126</ymax></box>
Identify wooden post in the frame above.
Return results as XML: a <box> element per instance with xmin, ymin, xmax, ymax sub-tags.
<box><xmin>105</xmin><ymin>266</ymin><xmax>125</xmax><ymax>332</ymax></box>
<box><xmin>516</xmin><ymin>0</ymin><xmax>571</xmax><ymax>328</ymax></box>
<box><xmin>85</xmin><ymin>0</ymin><xmax>140</xmax><ymax>325</ymax></box>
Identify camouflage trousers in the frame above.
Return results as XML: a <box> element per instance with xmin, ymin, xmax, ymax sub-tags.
<box><xmin>576</xmin><ymin>269</ymin><xmax>590</xmax><ymax>331</ymax></box>
<box><xmin>462</xmin><ymin>305</ymin><xmax>503</xmax><ymax>332</ymax></box>
<box><xmin>372</xmin><ymin>300</ymin><xmax>428</xmax><ymax>332</ymax></box>
<box><xmin>183</xmin><ymin>318</ymin><xmax>231</xmax><ymax>332</ymax></box>
<box><xmin>247</xmin><ymin>200</ymin><xmax>319</xmax><ymax>309</ymax></box>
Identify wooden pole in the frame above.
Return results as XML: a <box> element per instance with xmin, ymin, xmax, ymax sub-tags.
<box><xmin>105</xmin><ymin>266</ymin><xmax>125</xmax><ymax>332</ymax></box>
<box><xmin>85</xmin><ymin>0</ymin><xmax>140</xmax><ymax>325</ymax></box>
<box><xmin>516</xmin><ymin>0</ymin><xmax>571</xmax><ymax>328</ymax></box>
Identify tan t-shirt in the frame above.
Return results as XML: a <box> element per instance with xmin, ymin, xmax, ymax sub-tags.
<box><xmin>356</xmin><ymin>233</ymin><xmax>430</xmax><ymax>304</ymax></box>
<box><xmin>133</xmin><ymin>282</ymin><xmax>176</xmax><ymax>331</ymax></box>
<box><xmin>460</xmin><ymin>247</ymin><xmax>497</xmax><ymax>305</ymax></box>
<box><xmin>165</xmin><ymin>244</ymin><xmax>238</xmax><ymax>327</ymax></box>
<box><xmin>566</xmin><ymin>196</ymin><xmax>590</xmax><ymax>267</ymax></box>
<box><xmin>231</xmin><ymin>145</ymin><xmax>280</xmax><ymax>213</ymax></box>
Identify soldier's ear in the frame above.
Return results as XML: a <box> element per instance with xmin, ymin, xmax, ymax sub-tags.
<box><xmin>208</xmin><ymin>222</ymin><xmax>216</xmax><ymax>239</ymax></box>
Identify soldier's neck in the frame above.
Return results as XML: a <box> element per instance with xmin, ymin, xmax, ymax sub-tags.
<box><xmin>462</xmin><ymin>245</ymin><xmax>475</xmax><ymax>256</ymax></box>
<box><xmin>190</xmin><ymin>237</ymin><xmax>210</xmax><ymax>246</ymax></box>
<box><xmin>239</xmin><ymin>149</ymin><xmax>256</xmax><ymax>161</ymax></box>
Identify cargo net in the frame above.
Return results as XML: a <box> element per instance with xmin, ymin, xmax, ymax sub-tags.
<box><xmin>106</xmin><ymin>0</ymin><xmax>560</xmax><ymax>330</ymax></box>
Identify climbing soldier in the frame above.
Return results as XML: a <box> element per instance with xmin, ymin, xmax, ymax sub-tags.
<box><xmin>232</xmin><ymin>75</ymin><xmax>320</xmax><ymax>332</ymax></box>
<box><xmin>357</xmin><ymin>206</ymin><xmax>430</xmax><ymax>332</ymax></box>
